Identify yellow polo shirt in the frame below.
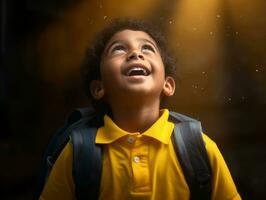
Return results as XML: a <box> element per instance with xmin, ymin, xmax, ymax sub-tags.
<box><xmin>40</xmin><ymin>109</ymin><xmax>241</xmax><ymax>200</ymax></box>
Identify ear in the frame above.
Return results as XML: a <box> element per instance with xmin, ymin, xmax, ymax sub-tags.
<box><xmin>90</xmin><ymin>80</ymin><xmax>105</xmax><ymax>100</ymax></box>
<box><xmin>162</xmin><ymin>76</ymin><xmax>175</xmax><ymax>97</ymax></box>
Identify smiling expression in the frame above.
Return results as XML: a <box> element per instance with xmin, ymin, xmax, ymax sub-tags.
<box><xmin>92</xmin><ymin>29</ymin><xmax>174</xmax><ymax>106</ymax></box>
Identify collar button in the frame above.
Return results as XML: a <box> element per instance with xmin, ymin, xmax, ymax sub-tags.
<box><xmin>127</xmin><ymin>136</ymin><xmax>136</xmax><ymax>144</ymax></box>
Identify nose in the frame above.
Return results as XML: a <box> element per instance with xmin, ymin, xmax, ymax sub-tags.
<box><xmin>126</xmin><ymin>51</ymin><xmax>144</xmax><ymax>61</ymax></box>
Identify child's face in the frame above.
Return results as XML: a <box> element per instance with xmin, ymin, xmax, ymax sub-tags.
<box><xmin>90</xmin><ymin>29</ymin><xmax>175</xmax><ymax>105</ymax></box>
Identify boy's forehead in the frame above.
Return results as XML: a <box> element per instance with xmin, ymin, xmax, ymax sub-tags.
<box><xmin>105</xmin><ymin>29</ymin><xmax>158</xmax><ymax>47</ymax></box>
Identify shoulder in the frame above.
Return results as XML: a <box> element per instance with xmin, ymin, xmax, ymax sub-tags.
<box><xmin>49</xmin><ymin>141</ymin><xmax>73</xmax><ymax>176</ymax></box>
<box><xmin>201</xmin><ymin>134</ymin><xmax>225</xmax><ymax>166</ymax></box>
<box><xmin>202</xmin><ymin>134</ymin><xmax>218</xmax><ymax>152</ymax></box>
<box><xmin>40</xmin><ymin>141</ymin><xmax>75</xmax><ymax>199</ymax></box>
<box><xmin>202</xmin><ymin>134</ymin><xmax>241</xmax><ymax>199</ymax></box>
<box><xmin>45</xmin><ymin>141</ymin><xmax>73</xmax><ymax>181</ymax></box>
<box><xmin>61</xmin><ymin>141</ymin><xmax>73</xmax><ymax>160</ymax></box>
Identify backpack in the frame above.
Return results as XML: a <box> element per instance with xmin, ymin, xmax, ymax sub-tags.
<box><xmin>34</xmin><ymin>107</ymin><xmax>212</xmax><ymax>200</ymax></box>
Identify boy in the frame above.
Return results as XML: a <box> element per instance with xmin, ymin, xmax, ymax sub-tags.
<box><xmin>39</xmin><ymin>18</ymin><xmax>241</xmax><ymax>200</ymax></box>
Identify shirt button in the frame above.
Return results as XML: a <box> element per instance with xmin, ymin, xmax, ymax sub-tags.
<box><xmin>127</xmin><ymin>136</ymin><xmax>135</xmax><ymax>144</ymax></box>
<box><xmin>133</xmin><ymin>156</ymin><xmax>140</xmax><ymax>163</ymax></box>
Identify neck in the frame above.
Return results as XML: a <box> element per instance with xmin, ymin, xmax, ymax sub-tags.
<box><xmin>109</xmin><ymin>100</ymin><xmax>161</xmax><ymax>133</ymax></box>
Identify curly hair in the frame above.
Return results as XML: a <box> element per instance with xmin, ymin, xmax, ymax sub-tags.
<box><xmin>81</xmin><ymin>18</ymin><xmax>177</xmax><ymax>115</ymax></box>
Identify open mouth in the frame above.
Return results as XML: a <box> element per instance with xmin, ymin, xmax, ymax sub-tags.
<box><xmin>124</xmin><ymin>65</ymin><xmax>151</xmax><ymax>76</ymax></box>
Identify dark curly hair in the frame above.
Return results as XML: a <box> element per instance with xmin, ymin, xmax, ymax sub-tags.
<box><xmin>81</xmin><ymin>18</ymin><xmax>177</xmax><ymax>116</ymax></box>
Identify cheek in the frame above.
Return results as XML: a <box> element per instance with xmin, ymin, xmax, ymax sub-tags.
<box><xmin>100</xmin><ymin>61</ymin><xmax>121</xmax><ymax>83</ymax></box>
<box><xmin>159</xmin><ymin>59</ymin><xmax>166</xmax><ymax>77</ymax></box>
<box><xmin>101</xmin><ymin>58</ymin><xmax>121</xmax><ymax>73</ymax></box>
<box><xmin>152</xmin><ymin>58</ymin><xmax>165</xmax><ymax>76</ymax></box>
<box><xmin>150</xmin><ymin>53</ymin><xmax>165</xmax><ymax>70</ymax></box>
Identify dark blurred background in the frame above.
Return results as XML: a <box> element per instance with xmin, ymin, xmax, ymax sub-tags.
<box><xmin>1</xmin><ymin>0</ymin><xmax>265</xmax><ymax>199</ymax></box>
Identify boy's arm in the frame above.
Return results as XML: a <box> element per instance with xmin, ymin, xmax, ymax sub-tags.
<box><xmin>202</xmin><ymin>134</ymin><xmax>241</xmax><ymax>200</ymax></box>
<box><xmin>39</xmin><ymin>142</ymin><xmax>75</xmax><ymax>200</ymax></box>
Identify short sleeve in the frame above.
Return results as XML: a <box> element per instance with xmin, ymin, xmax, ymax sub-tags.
<box><xmin>202</xmin><ymin>134</ymin><xmax>241</xmax><ymax>200</ymax></box>
<box><xmin>39</xmin><ymin>142</ymin><xmax>75</xmax><ymax>200</ymax></box>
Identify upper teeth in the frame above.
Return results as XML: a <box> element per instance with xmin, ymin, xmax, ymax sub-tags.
<box><xmin>127</xmin><ymin>67</ymin><xmax>147</xmax><ymax>76</ymax></box>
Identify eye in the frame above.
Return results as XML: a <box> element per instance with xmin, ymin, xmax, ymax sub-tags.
<box><xmin>142</xmin><ymin>44</ymin><xmax>155</xmax><ymax>53</ymax></box>
<box><xmin>110</xmin><ymin>45</ymin><xmax>126</xmax><ymax>54</ymax></box>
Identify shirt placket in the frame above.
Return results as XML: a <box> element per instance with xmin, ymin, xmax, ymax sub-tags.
<box><xmin>127</xmin><ymin>134</ymin><xmax>151</xmax><ymax>193</ymax></box>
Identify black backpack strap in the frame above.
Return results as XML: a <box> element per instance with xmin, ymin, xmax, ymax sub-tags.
<box><xmin>46</xmin><ymin>108</ymin><xmax>96</xmax><ymax>179</ymax></box>
<box><xmin>169</xmin><ymin>112</ymin><xmax>212</xmax><ymax>200</ymax></box>
<box><xmin>68</xmin><ymin>110</ymin><xmax>211</xmax><ymax>200</ymax></box>
<box><xmin>71</xmin><ymin>127</ymin><xmax>102</xmax><ymax>200</ymax></box>
<box><xmin>67</xmin><ymin>107</ymin><xmax>95</xmax><ymax>124</ymax></box>
<box><xmin>34</xmin><ymin>129</ymin><xmax>71</xmax><ymax>199</ymax></box>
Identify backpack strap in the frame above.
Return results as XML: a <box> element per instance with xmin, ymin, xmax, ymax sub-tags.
<box><xmin>69</xmin><ymin>110</ymin><xmax>211</xmax><ymax>200</ymax></box>
<box><xmin>34</xmin><ymin>109</ymin><xmax>90</xmax><ymax>199</ymax></box>
<box><xmin>67</xmin><ymin>107</ymin><xmax>95</xmax><ymax>124</ymax></box>
<box><xmin>71</xmin><ymin>126</ymin><xmax>102</xmax><ymax>200</ymax></box>
<box><xmin>46</xmin><ymin>107</ymin><xmax>96</xmax><ymax>174</ymax></box>
<box><xmin>169</xmin><ymin>112</ymin><xmax>212</xmax><ymax>200</ymax></box>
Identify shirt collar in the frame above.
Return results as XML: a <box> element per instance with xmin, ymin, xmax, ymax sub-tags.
<box><xmin>95</xmin><ymin>109</ymin><xmax>174</xmax><ymax>144</ymax></box>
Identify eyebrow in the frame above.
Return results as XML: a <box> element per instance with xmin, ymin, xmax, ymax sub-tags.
<box><xmin>104</xmin><ymin>38</ymin><xmax>159</xmax><ymax>54</ymax></box>
<box><xmin>136</xmin><ymin>38</ymin><xmax>159</xmax><ymax>51</ymax></box>
<box><xmin>104</xmin><ymin>40</ymin><xmax>124</xmax><ymax>54</ymax></box>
